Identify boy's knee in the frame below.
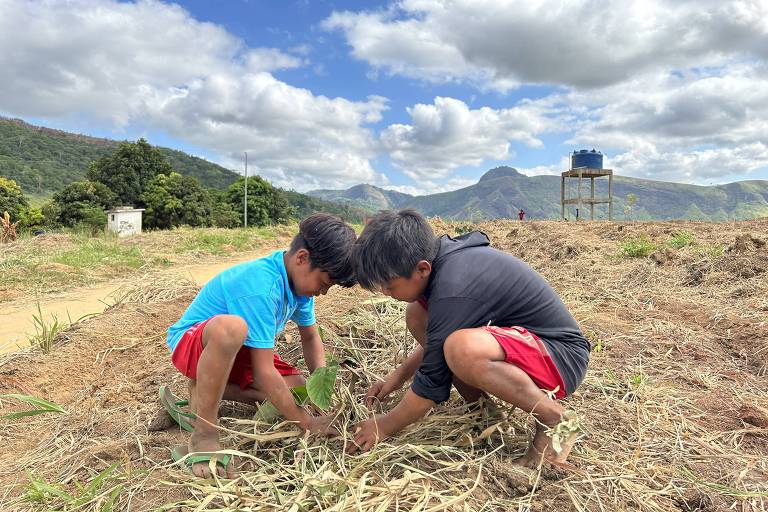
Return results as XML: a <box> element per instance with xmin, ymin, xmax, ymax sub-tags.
<box><xmin>444</xmin><ymin>330</ymin><xmax>485</xmax><ymax>379</ymax></box>
<box><xmin>205</xmin><ymin>315</ymin><xmax>248</xmax><ymax>352</ymax></box>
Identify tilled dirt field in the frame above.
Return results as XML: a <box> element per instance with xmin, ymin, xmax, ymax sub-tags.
<box><xmin>1</xmin><ymin>219</ymin><xmax>766</xmax><ymax>511</ymax></box>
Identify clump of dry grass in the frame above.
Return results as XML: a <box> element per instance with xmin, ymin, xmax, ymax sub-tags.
<box><xmin>107</xmin><ymin>274</ymin><xmax>199</xmax><ymax>305</ymax></box>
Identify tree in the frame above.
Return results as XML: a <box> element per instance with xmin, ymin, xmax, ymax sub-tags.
<box><xmin>0</xmin><ymin>177</ymin><xmax>29</xmax><ymax>222</ymax></box>
<box><xmin>86</xmin><ymin>138</ymin><xmax>172</xmax><ymax>206</ymax></box>
<box><xmin>624</xmin><ymin>193</ymin><xmax>637</xmax><ymax>221</ymax></box>
<box><xmin>209</xmin><ymin>189</ymin><xmax>241</xmax><ymax>228</ymax></box>
<box><xmin>17</xmin><ymin>206</ymin><xmax>44</xmax><ymax>230</ymax></box>
<box><xmin>51</xmin><ymin>181</ymin><xmax>117</xmax><ymax>228</ymax></box>
<box><xmin>141</xmin><ymin>172</ymin><xmax>213</xmax><ymax>229</ymax></box>
<box><xmin>226</xmin><ymin>176</ymin><xmax>294</xmax><ymax>227</ymax></box>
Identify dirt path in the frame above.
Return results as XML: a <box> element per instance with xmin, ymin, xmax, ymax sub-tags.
<box><xmin>0</xmin><ymin>250</ymin><xmax>274</xmax><ymax>354</ymax></box>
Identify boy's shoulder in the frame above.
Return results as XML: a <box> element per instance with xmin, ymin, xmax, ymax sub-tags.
<box><xmin>217</xmin><ymin>251</ymin><xmax>285</xmax><ymax>296</ymax></box>
<box><xmin>429</xmin><ymin>240</ymin><xmax>532</xmax><ymax>298</ymax></box>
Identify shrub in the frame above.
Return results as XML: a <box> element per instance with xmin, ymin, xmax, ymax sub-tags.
<box><xmin>0</xmin><ymin>176</ymin><xmax>28</xmax><ymax>221</ymax></box>
<box><xmin>141</xmin><ymin>172</ymin><xmax>212</xmax><ymax>229</ymax></box>
<box><xmin>620</xmin><ymin>235</ymin><xmax>657</xmax><ymax>258</ymax></box>
<box><xmin>668</xmin><ymin>231</ymin><xmax>695</xmax><ymax>249</ymax></box>
<box><xmin>51</xmin><ymin>181</ymin><xmax>117</xmax><ymax>228</ymax></box>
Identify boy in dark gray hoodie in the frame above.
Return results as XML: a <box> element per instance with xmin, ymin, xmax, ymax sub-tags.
<box><xmin>348</xmin><ymin>209</ymin><xmax>589</xmax><ymax>467</ymax></box>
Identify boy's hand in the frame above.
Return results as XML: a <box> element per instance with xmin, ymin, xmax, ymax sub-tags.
<box><xmin>304</xmin><ymin>414</ymin><xmax>340</xmax><ymax>437</ymax></box>
<box><xmin>365</xmin><ymin>375</ymin><xmax>402</xmax><ymax>408</ymax></box>
<box><xmin>346</xmin><ymin>416</ymin><xmax>389</xmax><ymax>454</ymax></box>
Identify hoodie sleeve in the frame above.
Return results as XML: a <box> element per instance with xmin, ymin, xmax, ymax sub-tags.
<box><xmin>411</xmin><ymin>296</ymin><xmax>485</xmax><ymax>403</ymax></box>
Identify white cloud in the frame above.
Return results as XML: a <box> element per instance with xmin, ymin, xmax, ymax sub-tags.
<box><xmin>2</xmin><ymin>0</ymin><xmax>766</xmax><ymax>193</ymax></box>
<box><xmin>517</xmin><ymin>163</ymin><xmax>566</xmax><ymax>177</ymax></box>
<box><xmin>0</xmin><ymin>0</ymin><xmax>387</xmax><ymax>189</ymax></box>
<box><xmin>151</xmin><ymin>71</ymin><xmax>388</xmax><ymax>189</ymax></box>
<box><xmin>553</xmin><ymin>65</ymin><xmax>768</xmax><ymax>182</ymax></box>
<box><xmin>380</xmin><ymin>96</ymin><xmax>552</xmax><ymax>180</ymax></box>
<box><xmin>324</xmin><ymin>0</ymin><xmax>768</xmax><ymax>91</ymax></box>
<box><xmin>324</xmin><ymin>0</ymin><xmax>768</xmax><ymax>186</ymax></box>
<box><xmin>611</xmin><ymin>144</ymin><xmax>768</xmax><ymax>183</ymax></box>
<box><xmin>568</xmin><ymin>68</ymin><xmax>768</xmax><ymax>149</ymax></box>
<box><xmin>382</xmin><ymin>175</ymin><xmax>477</xmax><ymax>196</ymax></box>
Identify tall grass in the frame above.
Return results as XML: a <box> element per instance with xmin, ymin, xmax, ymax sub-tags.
<box><xmin>178</xmin><ymin>226</ymin><xmax>281</xmax><ymax>255</ymax></box>
<box><xmin>29</xmin><ymin>302</ymin><xmax>67</xmax><ymax>353</ymax></box>
<box><xmin>54</xmin><ymin>237</ymin><xmax>145</xmax><ymax>269</ymax></box>
<box><xmin>24</xmin><ymin>463</ymin><xmax>125</xmax><ymax>510</ymax></box>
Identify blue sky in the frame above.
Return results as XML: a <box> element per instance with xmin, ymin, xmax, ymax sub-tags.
<box><xmin>1</xmin><ymin>0</ymin><xmax>767</xmax><ymax>194</ymax></box>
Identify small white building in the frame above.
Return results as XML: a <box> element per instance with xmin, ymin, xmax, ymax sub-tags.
<box><xmin>106</xmin><ymin>206</ymin><xmax>145</xmax><ymax>237</ymax></box>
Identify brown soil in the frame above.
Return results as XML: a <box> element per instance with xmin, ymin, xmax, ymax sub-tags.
<box><xmin>1</xmin><ymin>219</ymin><xmax>767</xmax><ymax>511</ymax></box>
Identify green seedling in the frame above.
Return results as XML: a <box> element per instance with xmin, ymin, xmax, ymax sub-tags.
<box><xmin>668</xmin><ymin>231</ymin><xmax>695</xmax><ymax>249</ymax></box>
<box><xmin>255</xmin><ymin>360</ymin><xmax>339</xmax><ymax>422</ymax></box>
<box><xmin>29</xmin><ymin>302</ymin><xmax>66</xmax><ymax>354</ymax></box>
<box><xmin>1</xmin><ymin>393</ymin><xmax>66</xmax><ymax>420</ymax></box>
<box><xmin>24</xmin><ymin>463</ymin><xmax>124</xmax><ymax>509</ymax></box>
<box><xmin>620</xmin><ymin>235</ymin><xmax>658</xmax><ymax>258</ymax></box>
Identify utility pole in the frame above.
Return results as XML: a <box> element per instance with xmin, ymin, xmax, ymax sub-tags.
<box><xmin>243</xmin><ymin>152</ymin><xmax>248</xmax><ymax>228</ymax></box>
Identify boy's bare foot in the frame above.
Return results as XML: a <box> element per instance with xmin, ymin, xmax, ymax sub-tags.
<box><xmin>188</xmin><ymin>429</ymin><xmax>235</xmax><ymax>479</ymax></box>
<box><xmin>514</xmin><ymin>412</ymin><xmax>580</xmax><ymax>469</ymax></box>
<box><xmin>186</xmin><ymin>380</ymin><xmax>234</xmax><ymax>479</ymax></box>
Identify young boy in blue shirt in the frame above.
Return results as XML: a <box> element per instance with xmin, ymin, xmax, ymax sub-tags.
<box><xmin>348</xmin><ymin>210</ymin><xmax>589</xmax><ymax>467</ymax></box>
<box><xmin>165</xmin><ymin>213</ymin><xmax>356</xmax><ymax>478</ymax></box>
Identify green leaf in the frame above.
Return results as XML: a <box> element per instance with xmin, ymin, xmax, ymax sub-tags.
<box><xmin>101</xmin><ymin>484</ymin><xmax>124</xmax><ymax>512</ymax></box>
<box><xmin>1</xmin><ymin>393</ymin><xmax>66</xmax><ymax>419</ymax></box>
<box><xmin>255</xmin><ymin>385</ymin><xmax>310</xmax><ymax>423</ymax></box>
<box><xmin>306</xmin><ymin>361</ymin><xmax>339</xmax><ymax>411</ymax></box>
<box><xmin>290</xmin><ymin>385</ymin><xmax>309</xmax><ymax>406</ymax></box>
<box><xmin>3</xmin><ymin>409</ymin><xmax>57</xmax><ymax>420</ymax></box>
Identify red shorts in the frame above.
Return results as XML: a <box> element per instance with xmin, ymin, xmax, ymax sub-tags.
<box><xmin>413</xmin><ymin>298</ymin><xmax>566</xmax><ymax>399</ymax></box>
<box><xmin>171</xmin><ymin>317</ymin><xmax>302</xmax><ymax>390</ymax></box>
<box><xmin>482</xmin><ymin>325</ymin><xmax>567</xmax><ymax>399</ymax></box>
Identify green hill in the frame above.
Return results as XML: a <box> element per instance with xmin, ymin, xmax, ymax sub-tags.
<box><xmin>0</xmin><ymin>117</ymin><xmax>364</xmax><ymax>222</ymax></box>
<box><xmin>310</xmin><ymin>184</ymin><xmax>412</xmax><ymax>211</ymax></box>
<box><xmin>0</xmin><ymin>117</ymin><xmax>239</xmax><ymax>195</ymax></box>
<box><xmin>309</xmin><ymin>166</ymin><xmax>768</xmax><ymax>221</ymax></box>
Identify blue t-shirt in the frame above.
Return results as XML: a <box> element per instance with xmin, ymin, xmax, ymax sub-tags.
<box><xmin>166</xmin><ymin>250</ymin><xmax>315</xmax><ymax>352</ymax></box>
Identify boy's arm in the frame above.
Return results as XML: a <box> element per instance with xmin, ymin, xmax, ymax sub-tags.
<box><xmin>366</xmin><ymin>345</ymin><xmax>423</xmax><ymax>406</ymax></box>
<box><xmin>251</xmin><ymin>348</ymin><xmax>310</xmax><ymax>427</ymax></box>
<box><xmin>250</xmin><ymin>347</ymin><xmax>334</xmax><ymax>434</ymax></box>
<box><xmin>348</xmin><ymin>389</ymin><xmax>433</xmax><ymax>453</ymax></box>
<box><xmin>355</xmin><ymin>297</ymin><xmax>486</xmax><ymax>452</ymax></box>
<box><xmin>298</xmin><ymin>324</ymin><xmax>325</xmax><ymax>373</ymax></box>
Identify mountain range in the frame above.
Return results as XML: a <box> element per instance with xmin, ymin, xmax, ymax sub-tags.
<box><xmin>310</xmin><ymin>167</ymin><xmax>768</xmax><ymax>221</ymax></box>
<box><xmin>3</xmin><ymin>116</ymin><xmax>766</xmax><ymax>222</ymax></box>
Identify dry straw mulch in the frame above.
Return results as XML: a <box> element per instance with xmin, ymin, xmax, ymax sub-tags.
<box><xmin>1</xmin><ymin>219</ymin><xmax>767</xmax><ymax>511</ymax></box>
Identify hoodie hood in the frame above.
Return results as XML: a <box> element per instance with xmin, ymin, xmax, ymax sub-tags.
<box><xmin>433</xmin><ymin>231</ymin><xmax>490</xmax><ymax>264</ymax></box>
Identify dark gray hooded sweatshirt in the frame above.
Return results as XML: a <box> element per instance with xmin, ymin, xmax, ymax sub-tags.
<box><xmin>411</xmin><ymin>231</ymin><xmax>590</xmax><ymax>403</ymax></box>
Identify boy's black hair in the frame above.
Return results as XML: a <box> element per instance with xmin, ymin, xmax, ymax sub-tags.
<box><xmin>289</xmin><ymin>213</ymin><xmax>357</xmax><ymax>287</ymax></box>
<box><xmin>354</xmin><ymin>209</ymin><xmax>439</xmax><ymax>290</ymax></box>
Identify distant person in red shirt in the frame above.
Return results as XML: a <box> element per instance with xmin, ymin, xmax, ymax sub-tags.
<box><xmin>518</xmin><ymin>209</ymin><xmax>525</xmax><ymax>221</ymax></box>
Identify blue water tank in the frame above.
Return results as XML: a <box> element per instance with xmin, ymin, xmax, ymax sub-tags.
<box><xmin>571</xmin><ymin>149</ymin><xmax>603</xmax><ymax>169</ymax></box>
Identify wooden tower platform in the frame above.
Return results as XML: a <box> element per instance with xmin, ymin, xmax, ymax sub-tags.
<box><xmin>561</xmin><ymin>167</ymin><xmax>614</xmax><ymax>220</ymax></box>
